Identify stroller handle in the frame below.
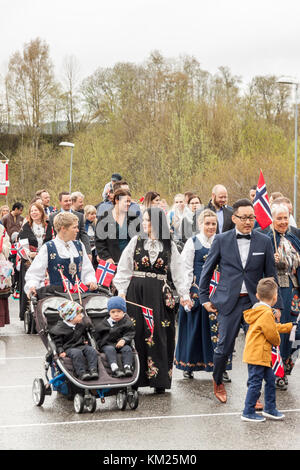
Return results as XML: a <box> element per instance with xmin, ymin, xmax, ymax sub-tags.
<box><xmin>29</xmin><ymin>294</ymin><xmax>38</xmax><ymax>306</ymax></box>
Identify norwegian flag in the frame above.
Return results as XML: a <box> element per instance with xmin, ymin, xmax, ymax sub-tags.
<box><xmin>209</xmin><ymin>270</ymin><xmax>220</xmax><ymax>297</ymax></box>
<box><xmin>74</xmin><ymin>275</ymin><xmax>89</xmax><ymax>293</ymax></box>
<box><xmin>272</xmin><ymin>346</ymin><xmax>284</xmax><ymax>377</ymax></box>
<box><xmin>142</xmin><ymin>306</ymin><xmax>154</xmax><ymax>337</ymax></box>
<box><xmin>17</xmin><ymin>242</ymin><xmax>29</xmax><ymax>260</ymax></box>
<box><xmin>95</xmin><ymin>259</ymin><xmax>117</xmax><ymax>287</ymax></box>
<box><xmin>253</xmin><ymin>170</ymin><xmax>273</xmax><ymax>230</ymax></box>
<box><xmin>58</xmin><ymin>268</ymin><xmax>76</xmax><ymax>293</ymax></box>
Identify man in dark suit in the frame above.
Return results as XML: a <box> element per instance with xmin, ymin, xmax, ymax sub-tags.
<box><xmin>44</xmin><ymin>191</ymin><xmax>91</xmax><ymax>258</ymax></box>
<box><xmin>206</xmin><ymin>184</ymin><xmax>235</xmax><ymax>233</ymax></box>
<box><xmin>199</xmin><ymin>198</ymin><xmax>282</xmax><ymax>403</ymax></box>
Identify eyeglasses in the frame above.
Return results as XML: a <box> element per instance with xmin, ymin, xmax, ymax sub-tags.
<box><xmin>234</xmin><ymin>215</ymin><xmax>256</xmax><ymax>222</ymax></box>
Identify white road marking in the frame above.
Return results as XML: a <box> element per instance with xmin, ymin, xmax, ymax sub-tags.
<box><xmin>0</xmin><ymin>409</ymin><xmax>300</xmax><ymax>429</ymax></box>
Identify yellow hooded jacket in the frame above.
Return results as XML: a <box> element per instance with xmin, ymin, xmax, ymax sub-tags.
<box><xmin>243</xmin><ymin>303</ymin><xmax>293</xmax><ymax>367</ymax></box>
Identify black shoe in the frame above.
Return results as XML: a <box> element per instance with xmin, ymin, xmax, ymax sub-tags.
<box><xmin>89</xmin><ymin>369</ymin><xmax>99</xmax><ymax>380</ymax></box>
<box><xmin>183</xmin><ymin>371</ymin><xmax>194</xmax><ymax>379</ymax></box>
<box><xmin>222</xmin><ymin>371</ymin><xmax>231</xmax><ymax>383</ymax></box>
<box><xmin>112</xmin><ymin>368</ymin><xmax>125</xmax><ymax>378</ymax></box>
<box><xmin>124</xmin><ymin>366</ymin><xmax>133</xmax><ymax>377</ymax></box>
<box><xmin>79</xmin><ymin>372</ymin><xmax>91</xmax><ymax>381</ymax></box>
<box><xmin>154</xmin><ymin>387</ymin><xmax>165</xmax><ymax>394</ymax></box>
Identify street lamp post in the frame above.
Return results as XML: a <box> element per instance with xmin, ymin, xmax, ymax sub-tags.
<box><xmin>277</xmin><ymin>78</ymin><xmax>299</xmax><ymax>223</ymax></box>
<box><xmin>59</xmin><ymin>142</ymin><xmax>75</xmax><ymax>193</ymax></box>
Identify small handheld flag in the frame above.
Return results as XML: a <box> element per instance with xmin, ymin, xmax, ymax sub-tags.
<box><xmin>209</xmin><ymin>270</ymin><xmax>220</xmax><ymax>297</ymax></box>
<box><xmin>271</xmin><ymin>346</ymin><xmax>284</xmax><ymax>377</ymax></box>
<box><xmin>96</xmin><ymin>259</ymin><xmax>117</xmax><ymax>287</ymax></box>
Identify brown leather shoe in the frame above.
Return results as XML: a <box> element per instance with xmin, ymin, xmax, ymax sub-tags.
<box><xmin>213</xmin><ymin>380</ymin><xmax>227</xmax><ymax>403</ymax></box>
<box><xmin>255</xmin><ymin>399</ymin><xmax>263</xmax><ymax>411</ymax></box>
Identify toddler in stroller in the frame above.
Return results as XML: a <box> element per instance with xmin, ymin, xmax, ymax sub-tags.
<box><xmin>49</xmin><ymin>300</ymin><xmax>99</xmax><ymax>381</ymax></box>
<box><xmin>32</xmin><ymin>288</ymin><xmax>140</xmax><ymax>413</ymax></box>
<box><xmin>95</xmin><ymin>296</ymin><xmax>135</xmax><ymax>379</ymax></box>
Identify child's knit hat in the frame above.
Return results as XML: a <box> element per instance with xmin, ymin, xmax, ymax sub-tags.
<box><xmin>107</xmin><ymin>296</ymin><xmax>127</xmax><ymax>313</ymax></box>
<box><xmin>58</xmin><ymin>300</ymin><xmax>83</xmax><ymax>322</ymax></box>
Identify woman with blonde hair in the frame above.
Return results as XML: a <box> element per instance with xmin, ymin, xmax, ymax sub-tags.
<box><xmin>0</xmin><ymin>205</ymin><xmax>9</xmax><ymax>221</ymax></box>
<box><xmin>174</xmin><ymin>209</ymin><xmax>232</xmax><ymax>380</ymax></box>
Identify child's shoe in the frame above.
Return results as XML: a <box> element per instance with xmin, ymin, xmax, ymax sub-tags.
<box><xmin>89</xmin><ymin>368</ymin><xmax>99</xmax><ymax>380</ymax></box>
<box><xmin>262</xmin><ymin>409</ymin><xmax>285</xmax><ymax>420</ymax></box>
<box><xmin>112</xmin><ymin>368</ymin><xmax>125</xmax><ymax>378</ymax></box>
<box><xmin>241</xmin><ymin>412</ymin><xmax>266</xmax><ymax>422</ymax></box>
<box><xmin>124</xmin><ymin>365</ymin><xmax>133</xmax><ymax>377</ymax></box>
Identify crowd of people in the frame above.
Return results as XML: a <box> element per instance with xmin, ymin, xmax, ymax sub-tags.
<box><xmin>0</xmin><ymin>173</ymin><xmax>300</xmax><ymax>422</ymax></box>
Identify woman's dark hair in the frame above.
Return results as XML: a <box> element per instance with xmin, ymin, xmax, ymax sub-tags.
<box><xmin>144</xmin><ymin>191</ymin><xmax>160</xmax><ymax>209</ymax></box>
<box><xmin>113</xmin><ymin>189</ymin><xmax>131</xmax><ymax>205</ymax></box>
<box><xmin>187</xmin><ymin>194</ymin><xmax>201</xmax><ymax>205</ymax></box>
<box><xmin>145</xmin><ymin>207</ymin><xmax>172</xmax><ymax>252</ymax></box>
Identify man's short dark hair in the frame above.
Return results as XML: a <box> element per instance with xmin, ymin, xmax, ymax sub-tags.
<box><xmin>111</xmin><ymin>173</ymin><xmax>122</xmax><ymax>182</ymax></box>
<box><xmin>250</xmin><ymin>185</ymin><xmax>257</xmax><ymax>191</ymax></box>
<box><xmin>232</xmin><ymin>198</ymin><xmax>253</xmax><ymax>214</ymax></box>
<box><xmin>12</xmin><ymin>202</ymin><xmax>23</xmax><ymax>211</ymax></box>
<box><xmin>58</xmin><ymin>191</ymin><xmax>70</xmax><ymax>201</ymax></box>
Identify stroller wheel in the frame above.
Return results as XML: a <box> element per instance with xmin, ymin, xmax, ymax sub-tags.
<box><xmin>32</xmin><ymin>378</ymin><xmax>46</xmax><ymax>406</ymax></box>
<box><xmin>116</xmin><ymin>391</ymin><xmax>127</xmax><ymax>410</ymax></box>
<box><xmin>127</xmin><ymin>390</ymin><xmax>139</xmax><ymax>410</ymax></box>
<box><xmin>85</xmin><ymin>395</ymin><xmax>97</xmax><ymax>413</ymax></box>
<box><xmin>74</xmin><ymin>393</ymin><xmax>85</xmax><ymax>414</ymax></box>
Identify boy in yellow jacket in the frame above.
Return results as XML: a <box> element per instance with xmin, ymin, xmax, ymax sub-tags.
<box><xmin>241</xmin><ymin>277</ymin><xmax>293</xmax><ymax>422</ymax></box>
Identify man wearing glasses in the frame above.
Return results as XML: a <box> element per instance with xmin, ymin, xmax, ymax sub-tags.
<box><xmin>199</xmin><ymin>198</ymin><xmax>282</xmax><ymax>403</ymax></box>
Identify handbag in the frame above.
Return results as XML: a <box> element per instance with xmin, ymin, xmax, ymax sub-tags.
<box><xmin>162</xmin><ymin>280</ymin><xmax>176</xmax><ymax>310</ymax></box>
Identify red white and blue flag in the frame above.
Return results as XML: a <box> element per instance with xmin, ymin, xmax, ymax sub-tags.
<box><xmin>74</xmin><ymin>275</ymin><xmax>89</xmax><ymax>293</ymax></box>
<box><xmin>58</xmin><ymin>269</ymin><xmax>88</xmax><ymax>294</ymax></box>
<box><xmin>96</xmin><ymin>259</ymin><xmax>117</xmax><ymax>287</ymax></box>
<box><xmin>253</xmin><ymin>169</ymin><xmax>273</xmax><ymax>230</ymax></box>
<box><xmin>209</xmin><ymin>270</ymin><xmax>220</xmax><ymax>297</ymax></box>
<box><xmin>271</xmin><ymin>346</ymin><xmax>284</xmax><ymax>377</ymax></box>
<box><xmin>142</xmin><ymin>306</ymin><xmax>154</xmax><ymax>335</ymax></box>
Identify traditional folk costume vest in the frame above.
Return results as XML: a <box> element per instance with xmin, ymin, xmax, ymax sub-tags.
<box><xmin>46</xmin><ymin>240</ymin><xmax>83</xmax><ymax>287</ymax></box>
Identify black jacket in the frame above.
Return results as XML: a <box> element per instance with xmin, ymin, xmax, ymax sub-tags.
<box><xmin>44</xmin><ymin>210</ymin><xmax>91</xmax><ymax>255</ymax></box>
<box><xmin>205</xmin><ymin>201</ymin><xmax>235</xmax><ymax>234</ymax></box>
<box><xmin>95</xmin><ymin>314</ymin><xmax>135</xmax><ymax>350</ymax></box>
<box><xmin>50</xmin><ymin>320</ymin><xmax>90</xmax><ymax>354</ymax></box>
<box><xmin>95</xmin><ymin>210</ymin><xmax>140</xmax><ymax>263</ymax></box>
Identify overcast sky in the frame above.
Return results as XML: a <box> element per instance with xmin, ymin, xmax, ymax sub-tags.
<box><xmin>2</xmin><ymin>0</ymin><xmax>300</xmax><ymax>87</ymax></box>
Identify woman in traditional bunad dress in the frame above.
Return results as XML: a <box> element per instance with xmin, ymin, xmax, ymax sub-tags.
<box><xmin>24</xmin><ymin>212</ymin><xmax>97</xmax><ymax>299</ymax></box>
<box><xmin>18</xmin><ymin>203</ymin><xmax>47</xmax><ymax>320</ymax></box>
<box><xmin>113</xmin><ymin>207</ymin><xmax>191</xmax><ymax>393</ymax></box>
<box><xmin>174</xmin><ymin>209</ymin><xmax>232</xmax><ymax>379</ymax></box>
<box><xmin>267</xmin><ymin>203</ymin><xmax>300</xmax><ymax>390</ymax></box>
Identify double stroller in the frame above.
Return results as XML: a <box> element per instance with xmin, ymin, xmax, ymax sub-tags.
<box><xmin>31</xmin><ymin>287</ymin><xmax>140</xmax><ymax>413</ymax></box>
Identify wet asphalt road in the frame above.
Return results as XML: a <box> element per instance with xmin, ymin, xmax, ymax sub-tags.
<box><xmin>0</xmin><ymin>298</ymin><xmax>300</xmax><ymax>452</ymax></box>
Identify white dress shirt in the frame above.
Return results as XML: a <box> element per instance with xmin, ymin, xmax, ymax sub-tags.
<box><xmin>236</xmin><ymin>228</ymin><xmax>251</xmax><ymax>294</ymax></box>
<box><xmin>24</xmin><ymin>236</ymin><xmax>96</xmax><ymax>294</ymax></box>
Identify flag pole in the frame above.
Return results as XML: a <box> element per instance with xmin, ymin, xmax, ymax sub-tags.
<box><xmin>58</xmin><ymin>268</ymin><xmax>73</xmax><ymax>301</ymax></box>
<box><xmin>126</xmin><ymin>299</ymin><xmax>148</xmax><ymax>309</ymax></box>
<box><xmin>76</xmin><ymin>275</ymin><xmax>82</xmax><ymax>305</ymax></box>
